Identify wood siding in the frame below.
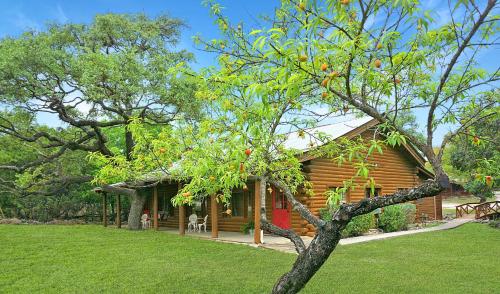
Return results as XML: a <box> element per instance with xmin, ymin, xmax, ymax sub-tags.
<box><xmin>296</xmin><ymin>130</ymin><xmax>442</xmax><ymax>236</ymax></box>
<box><xmin>147</xmin><ymin>182</ymin><xmax>272</xmax><ymax>233</ymax></box>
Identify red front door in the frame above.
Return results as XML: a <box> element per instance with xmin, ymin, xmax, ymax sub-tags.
<box><xmin>272</xmin><ymin>189</ymin><xmax>291</xmax><ymax>229</ymax></box>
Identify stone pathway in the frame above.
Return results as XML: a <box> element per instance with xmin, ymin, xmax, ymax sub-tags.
<box><xmin>337</xmin><ymin>218</ymin><xmax>473</xmax><ymax>246</ymax></box>
<box><xmin>260</xmin><ymin>218</ymin><xmax>473</xmax><ymax>253</ymax></box>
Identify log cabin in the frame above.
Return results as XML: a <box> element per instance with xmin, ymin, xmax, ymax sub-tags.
<box><xmin>97</xmin><ymin>117</ymin><xmax>442</xmax><ymax>242</ymax></box>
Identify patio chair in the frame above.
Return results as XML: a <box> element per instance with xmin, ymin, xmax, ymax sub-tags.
<box><xmin>197</xmin><ymin>215</ymin><xmax>208</xmax><ymax>233</ymax></box>
<box><xmin>141</xmin><ymin>214</ymin><xmax>151</xmax><ymax>229</ymax></box>
<box><xmin>187</xmin><ymin>214</ymin><xmax>198</xmax><ymax>232</ymax></box>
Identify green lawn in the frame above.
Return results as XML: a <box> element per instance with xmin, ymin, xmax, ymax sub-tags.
<box><xmin>443</xmin><ymin>196</ymin><xmax>481</xmax><ymax>206</ymax></box>
<box><xmin>442</xmin><ymin>196</ymin><xmax>481</xmax><ymax>218</ymax></box>
<box><xmin>1</xmin><ymin>224</ymin><xmax>499</xmax><ymax>293</ymax></box>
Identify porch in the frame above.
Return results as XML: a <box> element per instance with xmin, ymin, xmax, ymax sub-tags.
<box><xmin>98</xmin><ymin>179</ymin><xmax>295</xmax><ymax>244</ymax></box>
<box><xmin>159</xmin><ymin>227</ymin><xmax>313</xmax><ymax>253</ymax></box>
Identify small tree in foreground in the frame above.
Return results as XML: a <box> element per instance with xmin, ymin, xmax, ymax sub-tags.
<box><xmin>95</xmin><ymin>0</ymin><xmax>499</xmax><ymax>293</ymax></box>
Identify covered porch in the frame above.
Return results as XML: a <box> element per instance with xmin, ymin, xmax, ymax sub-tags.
<box><xmin>98</xmin><ymin>179</ymin><xmax>273</xmax><ymax>244</ymax></box>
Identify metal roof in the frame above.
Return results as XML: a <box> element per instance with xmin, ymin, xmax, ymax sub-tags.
<box><xmin>283</xmin><ymin>116</ymin><xmax>374</xmax><ymax>151</ymax></box>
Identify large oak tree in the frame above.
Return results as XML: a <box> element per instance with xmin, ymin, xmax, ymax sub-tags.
<box><xmin>0</xmin><ymin>14</ymin><xmax>200</xmax><ymax>229</ymax></box>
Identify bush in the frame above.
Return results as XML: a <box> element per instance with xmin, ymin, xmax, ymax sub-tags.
<box><xmin>378</xmin><ymin>203</ymin><xmax>416</xmax><ymax>232</ymax></box>
<box><xmin>240</xmin><ymin>221</ymin><xmax>254</xmax><ymax>234</ymax></box>
<box><xmin>342</xmin><ymin>213</ymin><xmax>375</xmax><ymax>237</ymax></box>
<box><xmin>319</xmin><ymin>207</ymin><xmax>374</xmax><ymax>238</ymax></box>
<box><xmin>488</xmin><ymin>220</ymin><xmax>500</xmax><ymax>229</ymax></box>
<box><xmin>401</xmin><ymin>203</ymin><xmax>416</xmax><ymax>224</ymax></box>
<box><xmin>319</xmin><ymin>207</ymin><xmax>333</xmax><ymax>221</ymax></box>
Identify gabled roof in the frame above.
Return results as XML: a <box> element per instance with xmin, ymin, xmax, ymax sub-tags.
<box><xmin>283</xmin><ymin>116</ymin><xmax>374</xmax><ymax>151</ymax></box>
<box><xmin>284</xmin><ymin>116</ymin><xmax>430</xmax><ymax>174</ymax></box>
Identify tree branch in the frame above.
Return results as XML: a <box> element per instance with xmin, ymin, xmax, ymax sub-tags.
<box><xmin>334</xmin><ymin>180</ymin><xmax>443</xmax><ymax>221</ymax></box>
<box><xmin>261</xmin><ymin>219</ymin><xmax>306</xmax><ymax>254</ymax></box>
<box><xmin>427</xmin><ymin>0</ymin><xmax>497</xmax><ymax>147</ymax></box>
<box><xmin>268</xmin><ymin>179</ymin><xmax>324</xmax><ymax>228</ymax></box>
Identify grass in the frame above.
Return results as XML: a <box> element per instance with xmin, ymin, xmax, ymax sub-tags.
<box><xmin>443</xmin><ymin>196</ymin><xmax>480</xmax><ymax>206</ymax></box>
<box><xmin>442</xmin><ymin>196</ymin><xmax>481</xmax><ymax>218</ymax></box>
<box><xmin>443</xmin><ymin>207</ymin><xmax>457</xmax><ymax>217</ymax></box>
<box><xmin>1</xmin><ymin>224</ymin><xmax>499</xmax><ymax>293</ymax></box>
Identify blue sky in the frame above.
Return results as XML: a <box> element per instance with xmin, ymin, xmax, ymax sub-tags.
<box><xmin>0</xmin><ymin>0</ymin><xmax>498</xmax><ymax>145</ymax></box>
<box><xmin>0</xmin><ymin>0</ymin><xmax>280</xmax><ymax>70</ymax></box>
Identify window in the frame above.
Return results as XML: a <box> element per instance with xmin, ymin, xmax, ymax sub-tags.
<box><xmin>231</xmin><ymin>191</ymin><xmax>245</xmax><ymax>217</ymax></box>
<box><xmin>247</xmin><ymin>192</ymin><xmax>254</xmax><ymax>217</ymax></box>
<box><xmin>327</xmin><ymin>187</ymin><xmax>347</xmax><ymax>205</ymax></box>
<box><xmin>159</xmin><ymin>190</ymin><xmax>175</xmax><ymax>217</ymax></box>
<box><xmin>223</xmin><ymin>188</ymin><xmax>252</xmax><ymax>218</ymax></box>
<box><xmin>365</xmin><ymin>187</ymin><xmax>381</xmax><ymax>198</ymax></box>
<box><xmin>274</xmin><ymin>190</ymin><xmax>288</xmax><ymax>209</ymax></box>
<box><xmin>192</xmin><ymin>198</ymin><xmax>208</xmax><ymax>217</ymax></box>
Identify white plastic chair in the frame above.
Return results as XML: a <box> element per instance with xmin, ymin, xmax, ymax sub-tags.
<box><xmin>141</xmin><ymin>214</ymin><xmax>151</xmax><ymax>229</ymax></box>
<box><xmin>197</xmin><ymin>215</ymin><xmax>208</xmax><ymax>233</ymax></box>
<box><xmin>187</xmin><ymin>214</ymin><xmax>198</xmax><ymax>232</ymax></box>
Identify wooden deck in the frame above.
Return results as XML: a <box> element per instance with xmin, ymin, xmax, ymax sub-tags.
<box><xmin>456</xmin><ymin>201</ymin><xmax>500</xmax><ymax>219</ymax></box>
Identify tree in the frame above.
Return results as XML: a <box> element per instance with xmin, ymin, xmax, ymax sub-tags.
<box><xmin>446</xmin><ymin>110</ymin><xmax>499</xmax><ymax>201</ymax></box>
<box><xmin>0</xmin><ymin>120</ymin><xmax>100</xmax><ymax>221</ymax></box>
<box><xmin>93</xmin><ymin>0</ymin><xmax>498</xmax><ymax>292</ymax></box>
<box><xmin>0</xmin><ymin>14</ymin><xmax>200</xmax><ymax>229</ymax></box>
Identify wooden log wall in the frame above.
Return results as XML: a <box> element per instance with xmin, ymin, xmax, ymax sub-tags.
<box><xmin>296</xmin><ymin>130</ymin><xmax>442</xmax><ymax>236</ymax></box>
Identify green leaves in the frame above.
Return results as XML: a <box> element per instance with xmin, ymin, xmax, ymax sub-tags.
<box><xmin>386</xmin><ymin>131</ymin><xmax>407</xmax><ymax>147</ymax></box>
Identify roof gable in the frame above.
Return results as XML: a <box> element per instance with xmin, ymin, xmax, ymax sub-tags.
<box><xmin>285</xmin><ymin>116</ymin><xmax>430</xmax><ymax>174</ymax></box>
<box><xmin>283</xmin><ymin>116</ymin><xmax>374</xmax><ymax>151</ymax></box>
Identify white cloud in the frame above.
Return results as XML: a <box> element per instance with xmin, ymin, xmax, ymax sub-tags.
<box><xmin>55</xmin><ymin>4</ymin><xmax>68</xmax><ymax>23</ymax></box>
<box><xmin>12</xmin><ymin>11</ymin><xmax>40</xmax><ymax>31</ymax></box>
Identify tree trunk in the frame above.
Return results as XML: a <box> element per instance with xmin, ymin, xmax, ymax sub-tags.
<box><xmin>125</xmin><ymin>128</ymin><xmax>135</xmax><ymax>161</ymax></box>
<box><xmin>127</xmin><ymin>190</ymin><xmax>147</xmax><ymax>230</ymax></box>
<box><xmin>272</xmin><ymin>223</ymin><xmax>344</xmax><ymax>294</ymax></box>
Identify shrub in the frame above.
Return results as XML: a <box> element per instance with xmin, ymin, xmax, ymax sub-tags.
<box><xmin>342</xmin><ymin>213</ymin><xmax>375</xmax><ymax>237</ymax></box>
<box><xmin>319</xmin><ymin>207</ymin><xmax>333</xmax><ymax>221</ymax></box>
<box><xmin>488</xmin><ymin>220</ymin><xmax>500</xmax><ymax>229</ymax></box>
<box><xmin>320</xmin><ymin>207</ymin><xmax>375</xmax><ymax>237</ymax></box>
<box><xmin>240</xmin><ymin>221</ymin><xmax>254</xmax><ymax>234</ymax></box>
<box><xmin>378</xmin><ymin>203</ymin><xmax>416</xmax><ymax>232</ymax></box>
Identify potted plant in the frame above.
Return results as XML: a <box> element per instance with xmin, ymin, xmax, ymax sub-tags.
<box><xmin>240</xmin><ymin>220</ymin><xmax>255</xmax><ymax>235</ymax></box>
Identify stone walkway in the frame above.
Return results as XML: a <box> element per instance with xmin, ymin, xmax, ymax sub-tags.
<box><xmin>260</xmin><ymin>218</ymin><xmax>473</xmax><ymax>253</ymax></box>
<box><xmin>337</xmin><ymin>217</ymin><xmax>473</xmax><ymax>246</ymax></box>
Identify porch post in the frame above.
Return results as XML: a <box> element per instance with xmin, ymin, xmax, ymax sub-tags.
<box><xmin>210</xmin><ymin>194</ymin><xmax>218</xmax><ymax>238</ymax></box>
<box><xmin>179</xmin><ymin>205</ymin><xmax>185</xmax><ymax>235</ymax></box>
<box><xmin>116</xmin><ymin>195</ymin><xmax>121</xmax><ymax>228</ymax></box>
<box><xmin>102</xmin><ymin>192</ymin><xmax>108</xmax><ymax>227</ymax></box>
<box><xmin>153</xmin><ymin>185</ymin><xmax>159</xmax><ymax>230</ymax></box>
<box><xmin>178</xmin><ymin>182</ymin><xmax>185</xmax><ymax>235</ymax></box>
<box><xmin>254</xmin><ymin>180</ymin><xmax>262</xmax><ymax>244</ymax></box>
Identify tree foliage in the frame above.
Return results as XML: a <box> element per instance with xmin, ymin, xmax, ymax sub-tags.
<box><xmin>0</xmin><ymin>14</ymin><xmax>200</xmax><ymax>225</ymax></box>
<box><xmin>445</xmin><ymin>110</ymin><xmax>499</xmax><ymax>201</ymax></box>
